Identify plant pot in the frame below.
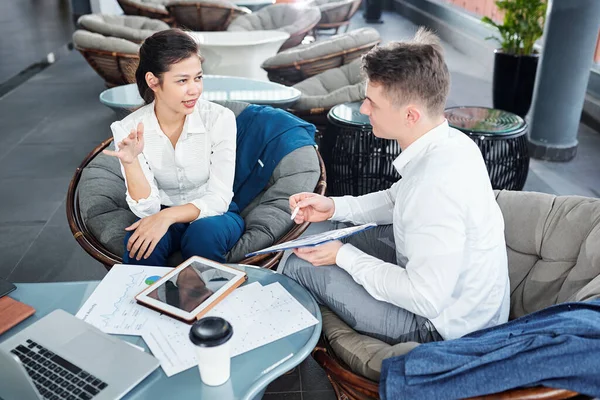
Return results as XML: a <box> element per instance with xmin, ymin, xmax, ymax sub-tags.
<box><xmin>492</xmin><ymin>50</ymin><xmax>539</xmax><ymax>118</ymax></box>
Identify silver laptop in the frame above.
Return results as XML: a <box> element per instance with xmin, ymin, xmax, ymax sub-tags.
<box><xmin>0</xmin><ymin>309</ymin><xmax>160</xmax><ymax>400</ymax></box>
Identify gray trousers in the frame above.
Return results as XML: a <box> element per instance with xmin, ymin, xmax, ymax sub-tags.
<box><xmin>281</xmin><ymin>224</ymin><xmax>443</xmax><ymax>345</ymax></box>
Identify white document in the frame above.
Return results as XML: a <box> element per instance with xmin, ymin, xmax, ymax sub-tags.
<box><xmin>142</xmin><ymin>282</ymin><xmax>319</xmax><ymax>376</ymax></box>
<box><xmin>76</xmin><ymin>264</ymin><xmax>171</xmax><ymax>335</ymax></box>
<box><xmin>245</xmin><ymin>222</ymin><xmax>377</xmax><ymax>257</ymax></box>
<box><xmin>141</xmin><ymin>282</ymin><xmax>264</xmax><ymax>377</ymax></box>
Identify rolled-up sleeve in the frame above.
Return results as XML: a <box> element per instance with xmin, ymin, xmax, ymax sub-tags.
<box><xmin>110</xmin><ymin>121</ymin><xmax>161</xmax><ymax>218</ymax></box>
<box><xmin>189</xmin><ymin>109</ymin><xmax>236</xmax><ymax>220</ymax></box>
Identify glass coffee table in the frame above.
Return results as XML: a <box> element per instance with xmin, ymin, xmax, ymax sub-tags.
<box><xmin>3</xmin><ymin>266</ymin><xmax>321</xmax><ymax>400</ymax></box>
<box><xmin>99</xmin><ymin>75</ymin><xmax>301</xmax><ymax>118</ymax></box>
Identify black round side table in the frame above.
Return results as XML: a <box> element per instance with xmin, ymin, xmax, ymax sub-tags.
<box><xmin>322</xmin><ymin>102</ymin><xmax>401</xmax><ymax>196</ymax></box>
<box><xmin>445</xmin><ymin>106</ymin><xmax>530</xmax><ymax>191</ymax></box>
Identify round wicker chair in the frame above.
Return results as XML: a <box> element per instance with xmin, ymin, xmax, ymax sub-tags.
<box><xmin>262</xmin><ymin>27</ymin><xmax>380</xmax><ymax>86</ymax></box>
<box><xmin>73</xmin><ymin>30</ymin><xmax>139</xmax><ymax>87</ymax></box>
<box><xmin>77</xmin><ymin>14</ymin><xmax>169</xmax><ymax>43</ymax></box>
<box><xmin>117</xmin><ymin>0</ymin><xmax>174</xmax><ymax>23</ymax></box>
<box><xmin>227</xmin><ymin>3</ymin><xmax>321</xmax><ymax>51</ymax></box>
<box><xmin>288</xmin><ymin>58</ymin><xmax>365</xmax><ymax>136</ymax></box>
<box><xmin>166</xmin><ymin>0</ymin><xmax>250</xmax><ymax>31</ymax></box>
<box><xmin>311</xmin><ymin>0</ymin><xmax>362</xmax><ymax>34</ymax></box>
<box><xmin>67</xmin><ymin>139</ymin><xmax>326</xmax><ymax>271</ymax></box>
<box><xmin>310</xmin><ymin>189</ymin><xmax>600</xmax><ymax>400</ymax></box>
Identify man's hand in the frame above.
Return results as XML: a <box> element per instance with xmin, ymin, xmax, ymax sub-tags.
<box><xmin>293</xmin><ymin>240</ymin><xmax>343</xmax><ymax>266</ymax></box>
<box><xmin>126</xmin><ymin>210</ymin><xmax>173</xmax><ymax>260</ymax></box>
<box><xmin>103</xmin><ymin>122</ymin><xmax>145</xmax><ymax>165</ymax></box>
<box><xmin>289</xmin><ymin>192</ymin><xmax>335</xmax><ymax>224</ymax></box>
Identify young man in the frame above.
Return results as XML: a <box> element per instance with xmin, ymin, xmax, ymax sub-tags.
<box><xmin>281</xmin><ymin>28</ymin><xmax>509</xmax><ymax>345</ymax></box>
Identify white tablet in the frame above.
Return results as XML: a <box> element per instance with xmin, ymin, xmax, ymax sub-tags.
<box><xmin>135</xmin><ymin>256</ymin><xmax>247</xmax><ymax>323</ymax></box>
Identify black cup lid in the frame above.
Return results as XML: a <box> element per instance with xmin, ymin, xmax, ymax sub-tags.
<box><xmin>189</xmin><ymin>317</ymin><xmax>233</xmax><ymax>347</ymax></box>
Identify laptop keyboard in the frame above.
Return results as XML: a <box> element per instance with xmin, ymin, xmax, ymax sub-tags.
<box><xmin>10</xmin><ymin>339</ymin><xmax>108</xmax><ymax>400</ymax></box>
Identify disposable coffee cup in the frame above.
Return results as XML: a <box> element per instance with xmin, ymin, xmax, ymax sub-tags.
<box><xmin>189</xmin><ymin>316</ymin><xmax>233</xmax><ymax>386</ymax></box>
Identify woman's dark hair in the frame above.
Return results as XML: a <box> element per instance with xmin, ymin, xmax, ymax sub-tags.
<box><xmin>136</xmin><ymin>29</ymin><xmax>201</xmax><ymax>104</ymax></box>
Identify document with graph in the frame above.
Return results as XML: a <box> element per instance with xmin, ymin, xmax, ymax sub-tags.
<box><xmin>76</xmin><ymin>264</ymin><xmax>171</xmax><ymax>335</ymax></box>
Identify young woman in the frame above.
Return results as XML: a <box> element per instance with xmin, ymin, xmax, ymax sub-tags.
<box><xmin>104</xmin><ymin>29</ymin><xmax>244</xmax><ymax>266</ymax></box>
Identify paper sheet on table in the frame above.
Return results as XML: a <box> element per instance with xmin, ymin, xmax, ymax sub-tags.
<box><xmin>76</xmin><ymin>264</ymin><xmax>171</xmax><ymax>335</ymax></box>
<box><xmin>142</xmin><ymin>281</ymin><xmax>319</xmax><ymax>376</ymax></box>
<box><xmin>141</xmin><ymin>282</ymin><xmax>263</xmax><ymax>377</ymax></box>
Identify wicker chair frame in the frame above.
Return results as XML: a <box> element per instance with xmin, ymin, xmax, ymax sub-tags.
<box><xmin>166</xmin><ymin>1</ymin><xmax>250</xmax><ymax>31</ymax></box>
<box><xmin>315</xmin><ymin>0</ymin><xmax>362</xmax><ymax>34</ymax></box>
<box><xmin>312</xmin><ymin>325</ymin><xmax>581</xmax><ymax>400</ymax></box>
<box><xmin>280</xmin><ymin>21</ymin><xmax>319</xmax><ymax>51</ymax></box>
<box><xmin>117</xmin><ymin>0</ymin><xmax>174</xmax><ymax>24</ymax></box>
<box><xmin>75</xmin><ymin>47</ymin><xmax>139</xmax><ymax>87</ymax></box>
<box><xmin>264</xmin><ymin>39</ymin><xmax>380</xmax><ymax>86</ymax></box>
<box><xmin>66</xmin><ymin>138</ymin><xmax>327</xmax><ymax>271</ymax></box>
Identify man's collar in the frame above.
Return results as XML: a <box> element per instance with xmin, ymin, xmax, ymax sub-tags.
<box><xmin>392</xmin><ymin>120</ymin><xmax>449</xmax><ymax>174</ymax></box>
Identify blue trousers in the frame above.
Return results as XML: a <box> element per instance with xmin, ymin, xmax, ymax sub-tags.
<box><xmin>123</xmin><ymin>203</ymin><xmax>244</xmax><ymax>265</ymax></box>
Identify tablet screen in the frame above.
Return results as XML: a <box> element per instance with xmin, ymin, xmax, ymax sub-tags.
<box><xmin>146</xmin><ymin>260</ymin><xmax>237</xmax><ymax>312</ymax></box>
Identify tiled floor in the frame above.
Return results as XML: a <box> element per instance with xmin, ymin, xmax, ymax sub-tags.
<box><xmin>0</xmin><ymin>3</ymin><xmax>599</xmax><ymax>400</ymax></box>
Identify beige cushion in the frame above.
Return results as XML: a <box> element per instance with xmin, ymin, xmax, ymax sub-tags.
<box><xmin>321</xmin><ymin>190</ymin><xmax>600</xmax><ymax>381</ymax></box>
<box><xmin>292</xmin><ymin>58</ymin><xmax>364</xmax><ymax>110</ymax></box>
<box><xmin>72</xmin><ymin>29</ymin><xmax>140</xmax><ymax>54</ymax></box>
<box><xmin>262</xmin><ymin>28</ymin><xmax>379</xmax><ymax>68</ymax></box>
<box><xmin>227</xmin><ymin>3</ymin><xmax>321</xmax><ymax>34</ymax></box>
<box><xmin>78</xmin><ymin>14</ymin><xmax>169</xmax><ymax>42</ymax></box>
<box><xmin>126</xmin><ymin>0</ymin><xmax>171</xmax><ymax>11</ymax></box>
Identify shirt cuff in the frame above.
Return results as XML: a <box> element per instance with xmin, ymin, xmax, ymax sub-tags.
<box><xmin>125</xmin><ymin>193</ymin><xmax>160</xmax><ymax>218</ymax></box>
<box><xmin>335</xmin><ymin>243</ymin><xmax>365</xmax><ymax>273</ymax></box>
<box><xmin>330</xmin><ymin>197</ymin><xmax>351</xmax><ymax>221</ymax></box>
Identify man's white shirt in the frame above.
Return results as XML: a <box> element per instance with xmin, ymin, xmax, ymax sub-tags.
<box><xmin>110</xmin><ymin>99</ymin><xmax>236</xmax><ymax>221</ymax></box>
<box><xmin>332</xmin><ymin>120</ymin><xmax>510</xmax><ymax>340</ymax></box>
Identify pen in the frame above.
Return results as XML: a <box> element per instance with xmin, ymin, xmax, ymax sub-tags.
<box><xmin>290</xmin><ymin>206</ymin><xmax>300</xmax><ymax>220</ymax></box>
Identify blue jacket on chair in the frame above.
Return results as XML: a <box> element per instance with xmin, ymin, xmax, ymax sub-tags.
<box><xmin>380</xmin><ymin>299</ymin><xmax>600</xmax><ymax>399</ymax></box>
<box><xmin>232</xmin><ymin>105</ymin><xmax>316</xmax><ymax>212</ymax></box>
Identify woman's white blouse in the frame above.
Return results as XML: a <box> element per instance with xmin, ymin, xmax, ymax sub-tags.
<box><xmin>109</xmin><ymin>99</ymin><xmax>236</xmax><ymax>221</ymax></box>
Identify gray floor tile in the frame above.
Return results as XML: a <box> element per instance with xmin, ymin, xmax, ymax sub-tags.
<box><xmin>0</xmin><ymin>177</ymin><xmax>66</xmax><ymax>224</ymax></box>
<box><xmin>0</xmin><ymin>0</ymin><xmax>74</xmax><ymax>86</ymax></box>
<box><xmin>8</xmin><ymin>222</ymin><xmax>107</xmax><ymax>283</ymax></box>
<box><xmin>262</xmin><ymin>393</ymin><xmax>302</xmax><ymax>400</ymax></box>
<box><xmin>303</xmin><ymin>391</ymin><xmax>337</xmax><ymax>400</ymax></box>
<box><xmin>299</xmin><ymin>356</ymin><xmax>334</xmax><ymax>392</ymax></box>
<box><xmin>266</xmin><ymin>367</ymin><xmax>301</xmax><ymax>393</ymax></box>
<box><xmin>0</xmin><ymin>142</ymin><xmax>100</xmax><ymax>180</ymax></box>
<box><xmin>0</xmin><ymin>225</ymin><xmax>45</xmax><ymax>280</ymax></box>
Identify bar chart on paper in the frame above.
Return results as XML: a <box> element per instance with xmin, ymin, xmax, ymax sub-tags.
<box><xmin>76</xmin><ymin>265</ymin><xmax>171</xmax><ymax>335</ymax></box>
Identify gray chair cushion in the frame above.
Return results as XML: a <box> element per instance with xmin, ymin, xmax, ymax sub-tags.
<box><xmin>72</xmin><ymin>29</ymin><xmax>140</xmax><ymax>54</ymax></box>
<box><xmin>78</xmin><ymin>14</ymin><xmax>169</xmax><ymax>42</ymax></box>
<box><xmin>126</xmin><ymin>0</ymin><xmax>171</xmax><ymax>11</ymax></box>
<box><xmin>227</xmin><ymin>3</ymin><xmax>321</xmax><ymax>34</ymax></box>
<box><xmin>292</xmin><ymin>58</ymin><xmax>365</xmax><ymax>110</ymax></box>
<box><xmin>320</xmin><ymin>190</ymin><xmax>600</xmax><ymax>382</ymax></box>
<box><xmin>262</xmin><ymin>28</ymin><xmax>380</xmax><ymax>68</ymax></box>
<box><xmin>79</xmin><ymin>102</ymin><xmax>320</xmax><ymax>264</ymax></box>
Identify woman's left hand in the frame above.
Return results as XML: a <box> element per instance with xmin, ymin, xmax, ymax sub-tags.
<box><xmin>126</xmin><ymin>211</ymin><xmax>173</xmax><ymax>260</ymax></box>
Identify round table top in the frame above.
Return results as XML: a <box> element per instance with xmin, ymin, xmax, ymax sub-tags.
<box><xmin>99</xmin><ymin>75</ymin><xmax>301</xmax><ymax>109</ymax></box>
<box><xmin>444</xmin><ymin>106</ymin><xmax>526</xmax><ymax>136</ymax></box>
<box><xmin>190</xmin><ymin>30</ymin><xmax>290</xmax><ymax>47</ymax></box>
<box><xmin>8</xmin><ymin>265</ymin><xmax>321</xmax><ymax>400</ymax></box>
<box><xmin>328</xmin><ymin>101</ymin><xmax>371</xmax><ymax>128</ymax></box>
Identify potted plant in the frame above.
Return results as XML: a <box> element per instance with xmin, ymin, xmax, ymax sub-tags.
<box><xmin>482</xmin><ymin>0</ymin><xmax>547</xmax><ymax>117</ymax></box>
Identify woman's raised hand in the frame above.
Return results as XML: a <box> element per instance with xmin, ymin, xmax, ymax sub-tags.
<box><xmin>289</xmin><ymin>192</ymin><xmax>335</xmax><ymax>224</ymax></box>
<box><xmin>104</xmin><ymin>122</ymin><xmax>145</xmax><ymax>164</ymax></box>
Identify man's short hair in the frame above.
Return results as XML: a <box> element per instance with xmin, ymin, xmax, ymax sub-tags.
<box><xmin>361</xmin><ymin>27</ymin><xmax>450</xmax><ymax>116</ymax></box>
